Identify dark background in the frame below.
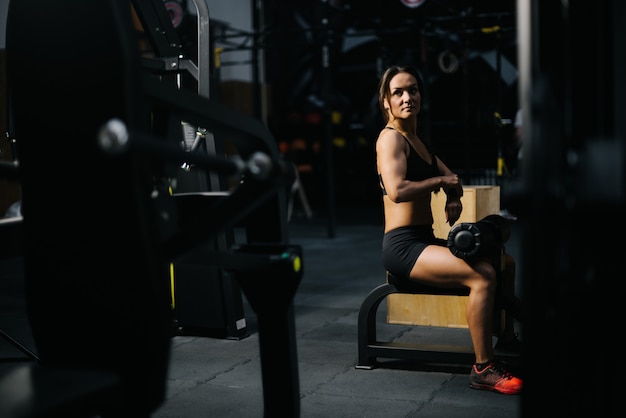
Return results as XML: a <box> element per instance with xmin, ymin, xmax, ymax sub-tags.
<box><xmin>0</xmin><ymin>0</ymin><xmax>520</xmax><ymax>215</ymax></box>
<box><xmin>260</xmin><ymin>0</ymin><xmax>519</xmax><ymax>209</ymax></box>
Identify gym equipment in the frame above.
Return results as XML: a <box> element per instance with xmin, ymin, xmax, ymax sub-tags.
<box><xmin>356</xmin><ymin>215</ymin><xmax>519</xmax><ymax>371</ymax></box>
<box><xmin>0</xmin><ymin>216</ymin><xmax>38</xmax><ymax>363</ymax></box>
<box><xmin>356</xmin><ymin>271</ymin><xmax>520</xmax><ymax>371</ymax></box>
<box><xmin>447</xmin><ymin>214</ymin><xmax>511</xmax><ymax>260</ymax></box>
<box><xmin>1</xmin><ymin>1</ymin><xmax>302</xmax><ymax>417</ymax></box>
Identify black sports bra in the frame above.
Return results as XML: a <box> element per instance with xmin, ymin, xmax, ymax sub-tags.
<box><xmin>379</xmin><ymin>127</ymin><xmax>439</xmax><ymax>195</ymax></box>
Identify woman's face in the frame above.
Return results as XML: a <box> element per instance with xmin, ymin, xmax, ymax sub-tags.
<box><xmin>385</xmin><ymin>72</ymin><xmax>421</xmax><ymax>121</ymax></box>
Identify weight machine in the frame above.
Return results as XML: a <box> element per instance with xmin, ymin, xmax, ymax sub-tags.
<box><xmin>1</xmin><ymin>1</ymin><xmax>302</xmax><ymax>417</ymax></box>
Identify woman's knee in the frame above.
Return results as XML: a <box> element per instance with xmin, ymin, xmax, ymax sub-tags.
<box><xmin>474</xmin><ymin>258</ymin><xmax>497</xmax><ymax>276</ymax></box>
<box><xmin>472</xmin><ymin>260</ymin><xmax>498</xmax><ymax>288</ymax></box>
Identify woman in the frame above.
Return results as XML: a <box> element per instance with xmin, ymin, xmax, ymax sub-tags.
<box><xmin>375</xmin><ymin>65</ymin><xmax>522</xmax><ymax>395</ymax></box>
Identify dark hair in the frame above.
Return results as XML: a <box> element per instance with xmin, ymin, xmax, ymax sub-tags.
<box><xmin>377</xmin><ymin>65</ymin><xmax>424</xmax><ymax>124</ymax></box>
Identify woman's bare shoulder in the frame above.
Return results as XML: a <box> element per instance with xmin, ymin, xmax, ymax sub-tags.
<box><xmin>376</xmin><ymin>128</ymin><xmax>404</xmax><ymax>149</ymax></box>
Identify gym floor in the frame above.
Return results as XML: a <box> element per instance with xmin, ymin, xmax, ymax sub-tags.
<box><xmin>0</xmin><ymin>207</ymin><xmax>523</xmax><ymax>417</ymax></box>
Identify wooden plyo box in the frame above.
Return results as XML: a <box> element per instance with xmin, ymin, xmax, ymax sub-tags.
<box><xmin>386</xmin><ymin>185</ymin><xmax>500</xmax><ymax>328</ymax></box>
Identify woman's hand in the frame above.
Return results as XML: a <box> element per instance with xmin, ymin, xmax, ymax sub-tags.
<box><xmin>440</xmin><ymin>172</ymin><xmax>463</xmax><ymax>225</ymax></box>
<box><xmin>443</xmin><ymin>179</ymin><xmax>463</xmax><ymax>226</ymax></box>
<box><xmin>445</xmin><ymin>198</ymin><xmax>462</xmax><ymax>226</ymax></box>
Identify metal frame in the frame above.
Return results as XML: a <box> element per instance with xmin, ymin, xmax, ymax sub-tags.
<box><xmin>356</xmin><ymin>272</ymin><xmax>519</xmax><ymax>370</ymax></box>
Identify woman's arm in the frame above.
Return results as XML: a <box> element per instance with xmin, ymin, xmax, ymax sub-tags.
<box><xmin>376</xmin><ymin>130</ymin><xmax>442</xmax><ymax>203</ymax></box>
<box><xmin>435</xmin><ymin>156</ymin><xmax>463</xmax><ymax>225</ymax></box>
<box><xmin>435</xmin><ymin>155</ymin><xmax>463</xmax><ymax>197</ymax></box>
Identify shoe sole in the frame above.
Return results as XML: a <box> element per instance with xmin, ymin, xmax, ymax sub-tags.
<box><xmin>469</xmin><ymin>382</ymin><xmax>521</xmax><ymax>395</ymax></box>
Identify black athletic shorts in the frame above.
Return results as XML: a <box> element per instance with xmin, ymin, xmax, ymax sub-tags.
<box><xmin>382</xmin><ymin>225</ymin><xmax>447</xmax><ymax>280</ymax></box>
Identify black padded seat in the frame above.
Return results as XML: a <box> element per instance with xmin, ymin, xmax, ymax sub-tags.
<box><xmin>386</xmin><ymin>272</ymin><xmax>470</xmax><ymax>296</ymax></box>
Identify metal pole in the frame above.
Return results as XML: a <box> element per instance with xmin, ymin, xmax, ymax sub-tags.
<box><xmin>321</xmin><ymin>0</ymin><xmax>335</xmax><ymax>238</ymax></box>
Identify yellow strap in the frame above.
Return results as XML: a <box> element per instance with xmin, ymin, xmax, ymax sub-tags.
<box><xmin>170</xmin><ymin>263</ymin><xmax>175</xmax><ymax>310</ymax></box>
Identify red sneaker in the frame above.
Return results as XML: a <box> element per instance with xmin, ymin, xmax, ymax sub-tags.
<box><xmin>469</xmin><ymin>360</ymin><xmax>522</xmax><ymax>395</ymax></box>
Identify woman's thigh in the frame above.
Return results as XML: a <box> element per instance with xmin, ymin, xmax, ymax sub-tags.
<box><xmin>411</xmin><ymin>245</ymin><xmax>492</xmax><ymax>288</ymax></box>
